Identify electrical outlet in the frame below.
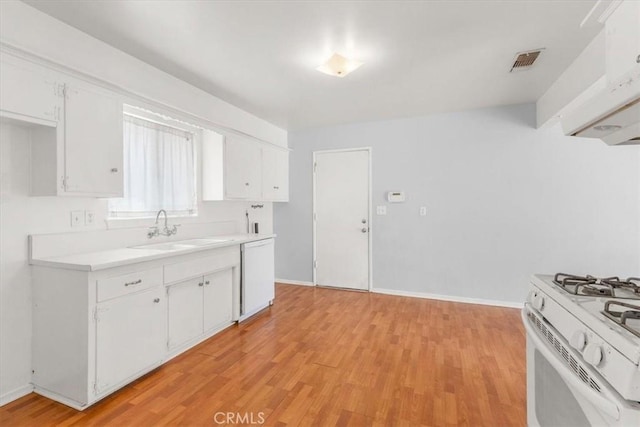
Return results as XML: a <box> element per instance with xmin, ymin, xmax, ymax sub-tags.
<box><xmin>419</xmin><ymin>207</ymin><xmax>427</xmax><ymax>216</ymax></box>
<box><xmin>70</xmin><ymin>210</ymin><xmax>83</xmax><ymax>227</ymax></box>
<box><xmin>376</xmin><ymin>206</ymin><xmax>387</xmax><ymax>215</ymax></box>
<box><xmin>85</xmin><ymin>210</ymin><xmax>95</xmax><ymax>226</ymax></box>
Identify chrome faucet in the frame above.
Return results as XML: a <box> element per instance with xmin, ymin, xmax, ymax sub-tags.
<box><xmin>147</xmin><ymin>209</ymin><xmax>179</xmax><ymax>238</ymax></box>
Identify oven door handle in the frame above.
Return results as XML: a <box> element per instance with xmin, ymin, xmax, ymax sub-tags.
<box><xmin>521</xmin><ymin>308</ymin><xmax>621</xmax><ymax>421</ymax></box>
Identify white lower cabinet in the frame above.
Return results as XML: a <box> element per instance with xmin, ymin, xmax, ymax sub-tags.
<box><xmin>31</xmin><ymin>245</ymin><xmax>240</xmax><ymax>410</ymax></box>
<box><xmin>203</xmin><ymin>269</ymin><xmax>233</xmax><ymax>331</ymax></box>
<box><xmin>168</xmin><ymin>277</ymin><xmax>205</xmax><ymax>349</ymax></box>
<box><xmin>95</xmin><ymin>287</ymin><xmax>166</xmax><ymax>393</ymax></box>
<box><xmin>167</xmin><ymin>268</ymin><xmax>234</xmax><ymax>350</ymax></box>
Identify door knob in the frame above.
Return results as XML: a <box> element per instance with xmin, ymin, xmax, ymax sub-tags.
<box><xmin>361</xmin><ymin>228</ymin><xmax>367</xmax><ymax>233</ymax></box>
<box><xmin>361</xmin><ymin>219</ymin><xmax>367</xmax><ymax>224</ymax></box>
<box><xmin>153</xmin><ymin>298</ymin><xmax>160</xmax><ymax>303</ymax></box>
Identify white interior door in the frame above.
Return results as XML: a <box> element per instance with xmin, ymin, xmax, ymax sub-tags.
<box><xmin>314</xmin><ymin>149</ymin><xmax>370</xmax><ymax>290</ymax></box>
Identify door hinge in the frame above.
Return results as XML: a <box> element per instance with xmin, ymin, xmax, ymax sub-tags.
<box><xmin>93</xmin><ymin>307</ymin><xmax>99</xmax><ymax>322</ymax></box>
<box><xmin>313</xmin><ymin>212</ymin><xmax>317</xmax><ymax>221</ymax></box>
<box><xmin>62</xmin><ymin>176</ymin><xmax>68</xmax><ymax>191</ymax></box>
<box><xmin>314</xmin><ymin>260</ymin><xmax>318</xmax><ymax>269</ymax></box>
<box><xmin>93</xmin><ymin>382</ymin><xmax>99</xmax><ymax>395</ymax></box>
<box><xmin>313</xmin><ymin>162</ymin><xmax>317</xmax><ymax>173</ymax></box>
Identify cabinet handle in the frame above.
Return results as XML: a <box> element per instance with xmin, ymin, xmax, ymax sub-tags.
<box><xmin>198</xmin><ymin>282</ymin><xmax>204</xmax><ymax>287</ymax></box>
<box><xmin>153</xmin><ymin>298</ymin><xmax>160</xmax><ymax>303</ymax></box>
<box><xmin>110</xmin><ymin>168</ymin><xmax>119</xmax><ymax>173</ymax></box>
<box><xmin>273</xmin><ymin>186</ymin><xmax>279</xmax><ymax>190</ymax></box>
<box><xmin>245</xmin><ymin>182</ymin><xmax>250</xmax><ymax>186</ymax></box>
<box><xmin>124</xmin><ymin>279</ymin><xmax>142</xmax><ymax>286</ymax></box>
<box><xmin>637</xmin><ymin>54</ymin><xmax>640</xmax><ymax>64</ymax></box>
<box><xmin>205</xmin><ymin>280</ymin><xmax>210</xmax><ymax>285</ymax></box>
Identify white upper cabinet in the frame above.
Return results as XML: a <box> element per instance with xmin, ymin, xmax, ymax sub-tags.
<box><xmin>605</xmin><ymin>0</ymin><xmax>640</xmax><ymax>84</ymax></box>
<box><xmin>63</xmin><ymin>78</ymin><xmax>123</xmax><ymax>196</ymax></box>
<box><xmin>261</xmin><ymin>147</ymin><xmax>289</xmax><ymax>202</ymax></box>
<box><xmin>224</xmin><ymin>135</ymin><xmax>262</xmax><ymax>200</ymax></box>
<box><xmin>202</xmin><ymin>131</ymin><xmax>290</xmax><ymax>202</ymax></box>
<box><xmin>0</xmin><ymin>52</ymin><xmax>124</xmax><ymax>197</ymax></box>
<box><xmin>0</xmin><ymin>52</ymin><xmax>60</xmax><ymax>123</ymax></box>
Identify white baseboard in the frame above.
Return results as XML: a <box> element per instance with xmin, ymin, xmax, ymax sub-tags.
<box><xmin>0</xmin><ymin>384</ymin><xmax>33</xmax><ymax>407</ymax></box>
<box><xmin>372</xmin><ymin>287</ymin><xmax>523</xmax><ymax>309</ymax></box>
<box><xmin>275</xmin><ymin>278</ymin><xmax>314</xmax><ymax>286</ymax></box>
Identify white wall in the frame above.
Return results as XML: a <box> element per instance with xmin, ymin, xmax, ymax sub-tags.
<box><xmin>0</xmin><ymin>1</ymin><xmax>284</xmax><ymax>405</ymax></box>
<box><xmin>274</xmin><ymin>104</ymin><xmax>640</xmax><ymax>304</ymax></box>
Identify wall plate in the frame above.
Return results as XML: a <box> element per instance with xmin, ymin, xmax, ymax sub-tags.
<box><xmin>70</xmin><ymin>211</ymin><xmax>83</xmax><ymax>227</ymax></box>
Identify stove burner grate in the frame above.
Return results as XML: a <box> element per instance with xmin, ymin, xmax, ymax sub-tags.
<box><xmin>553</xmin><ymin>273</ymin><xmax>640</xmax><ymax>300</ymax></box>
<box><xmin>602</xmin><ymin>301</ymin><xmax>640</xmax><ymax>338</ymax></box>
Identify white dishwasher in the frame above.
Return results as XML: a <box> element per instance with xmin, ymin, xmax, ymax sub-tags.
<box><xmin>240</xmin><ymin>238</ymin><xmax>275</xmax><ymax>320</ymax></box>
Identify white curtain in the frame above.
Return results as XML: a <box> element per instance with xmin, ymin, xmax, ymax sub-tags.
<box><xmin>109</xmin><ymin>115</ymin><xmax>197</xmax><ymax>217</ymax></box>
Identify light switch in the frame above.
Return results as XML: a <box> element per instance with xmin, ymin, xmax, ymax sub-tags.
<box><xmin>419</xmin><ymin>207</ymin><xmax>427</xmax><ymax>216</ymax></box>
<box><xmin>376</xmin><ymin>206</ymin><xmax>387</xmax><ymax>215</ymax></box>
<box><xmin>71</xmin><ymin>210</ymin><xmax>83</xmax><ymax>227</ymax></box>
<box><xmin>85</xmin><ymin>210</ymin><xmax>95</xmax><ymax>226</ymax></box>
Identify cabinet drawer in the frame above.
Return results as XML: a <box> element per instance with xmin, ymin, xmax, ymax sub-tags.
<box><xmin>164</xmin><ymin>247</ymin><xmax>240</xmax><ymax>284</ymax></box>
<box><xmin>97</xmin><ymin>268</ymin><xmax>162</xmax><ymax>302</ymax></box>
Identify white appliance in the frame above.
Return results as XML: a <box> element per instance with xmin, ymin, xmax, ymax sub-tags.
<box><xmin>560</xmin><ymin>0</ymin><xmax>640</xmax><ymax>146</ymax></box>
<box><xmin>240</xmin><ymin>238</ymin><xmax>275</xmax><ymax>320</ymax></box>
<box><xmin>523</xmin><ymin>274</ymin><xmax>640</xmax><ymax>426</ymax></box>
<box><xmin>561</xmin><ymin>73</ymin><xmax>640</xmax><ymax>146</ymax></box>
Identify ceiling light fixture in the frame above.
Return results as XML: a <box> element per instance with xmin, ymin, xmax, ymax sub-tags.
<box><xmin>316</xmin><ymin>53</ymin><xmax>363</xmax><ymax>77</ymax></box>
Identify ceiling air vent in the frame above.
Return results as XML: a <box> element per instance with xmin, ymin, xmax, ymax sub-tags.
<box><xmin>510</xmin><ymin>49</ymin><xmax>544</xmax><ymax>72</ymax></box>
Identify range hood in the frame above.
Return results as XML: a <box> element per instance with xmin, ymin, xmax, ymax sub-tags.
<box><xmin>561</xmin><ymin>69</ymin><xmax>640</xmax><ymax>146</ymax></box>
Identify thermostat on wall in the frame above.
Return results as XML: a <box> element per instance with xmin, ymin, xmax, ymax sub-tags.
<box><xmin>387</xmin><ymin>191</ymin><xmax>405</xmax><ymax>203</ymax></box>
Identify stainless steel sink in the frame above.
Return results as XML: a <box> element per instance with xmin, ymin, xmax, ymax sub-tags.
<box><xmin>130</xmin><ymin>238</ymin><xmax>230</xmax><ymax>251</ymax></box>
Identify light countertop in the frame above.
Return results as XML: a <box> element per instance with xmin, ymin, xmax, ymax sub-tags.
<box><xmin>29</xmin><ymin>234</ymin><xmax>275</xmax><ymax>272</ymax></box>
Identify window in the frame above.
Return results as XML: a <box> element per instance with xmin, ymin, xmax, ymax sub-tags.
<box><xmin>109</xmin><ymin>114</ymin><xmax>197</xmax><ymax>218</ymax></box>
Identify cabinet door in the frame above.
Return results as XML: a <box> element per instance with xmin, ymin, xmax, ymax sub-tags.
<box><xmin>261</xmin><ymin>147</ymin><xmax>278</xmax><ymax>200</ymax></box>
<box><xmin>167</xmin><ymin>278</ymin><xmax>204</xmax><ymax>349</ymax></box>
<box><xmin>605</xmin><ymin>1</ymin><xmax>640</xmax><ymax>84</ymax></box>
<box><xmin>203</xmin><ymin>269</ymin><xmax>233</xmax><ymax>332</ymax></box>
<box><xmin>64</xmin><ymin>79</ymin><xmax>123</xmax><ymax>196</ymax></box>
<box><xmin>224</xmin><ymin>137</ymin><xmax>262</xmax><ymax>200</ymax></box>
<box><xmin>262</xmin><ymin>148</ymin><xmax>289</xmax><ymax>202</ymax></box>
<box><xmin>275</xmin><ymin>149</ymin><xmax>289</xmax><ymax>201</ymax></box>
<box><xmin>95</xmin><ymin>287</ymin><xmax>165</xmax><ymax>393</ymax></box>
<box><xmin>0</xmin><ymin>53</ymin><xmax>60</xmax><ymax>123</ymax></box>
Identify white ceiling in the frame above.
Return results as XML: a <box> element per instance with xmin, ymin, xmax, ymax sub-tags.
<box><xmin>24</xmin><ymin>0</ymin><xmax>600</xmax><ymax>130</ymax></box>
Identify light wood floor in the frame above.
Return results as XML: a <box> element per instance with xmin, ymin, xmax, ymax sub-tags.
<box><xmin>1</xmin><ymin>284</ymin><xmax>526</xmax><ymax>426</ymax></box>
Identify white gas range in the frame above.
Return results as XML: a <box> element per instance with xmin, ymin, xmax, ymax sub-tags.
<box><xmin>522</xmin><ymin>273</ymin><xmax>640</xmax><ymax>426</ymax></box>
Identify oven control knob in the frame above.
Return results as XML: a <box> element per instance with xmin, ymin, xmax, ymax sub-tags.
<box><xmin>570</xmin><ymin>331</ymin><xmax>587</xmax><ymax>351</ymax></box>
<box><xmin>527</xmin><ymin>290</ymin><xmax>537</xmax><ymax>305</ymax></box>
<box><xmin>583</xmin><ymin>344</ymin><xmax>603</xmax><ymax>367</ymax></box>
<box><xmin>533</xmin><ymin>295</ymin><xmax>545</xmax><ymax>311</ymax></box>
